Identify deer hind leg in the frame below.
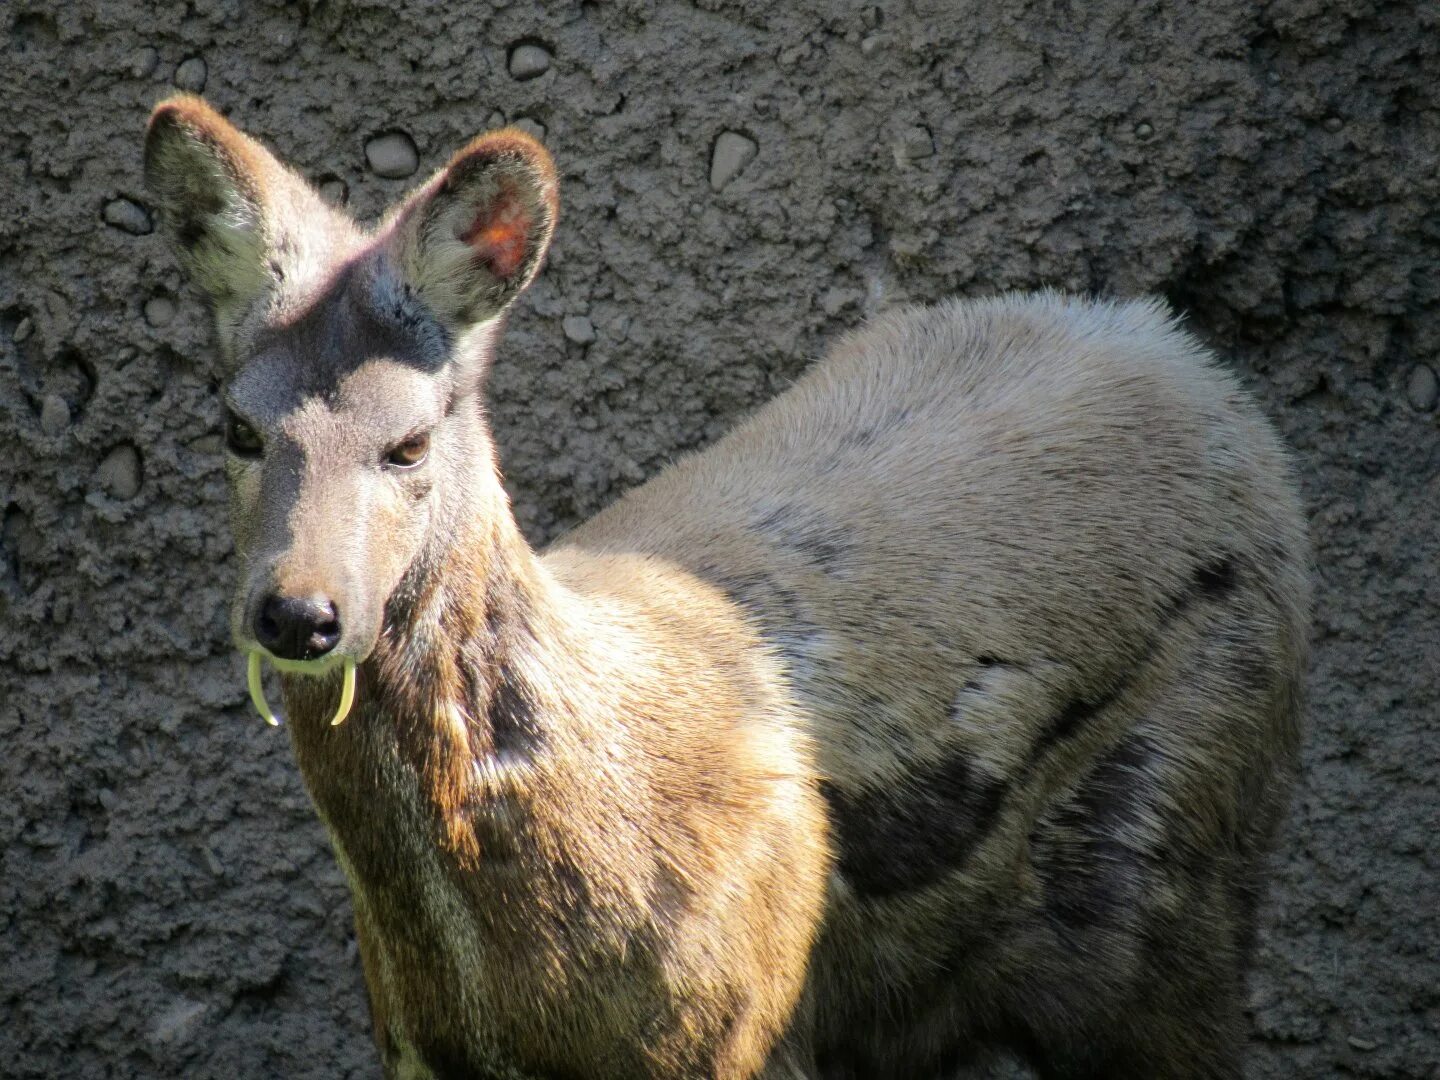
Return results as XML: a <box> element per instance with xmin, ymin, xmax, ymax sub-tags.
<box><xmin>1028</xmin><ymin>979</ymin><xmax>1246</xmax><ymax>1080</ymax></box>
<box><xmin>1018</xmin><ymin>779</ymin><xmax>1261</xmax><ymax>1080</ymax></box>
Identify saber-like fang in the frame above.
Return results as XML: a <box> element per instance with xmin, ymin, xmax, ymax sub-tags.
<box><xmin>246</xmin><ymin>652</ymin><xmax>357</xmax><ymax>727</ymax></box>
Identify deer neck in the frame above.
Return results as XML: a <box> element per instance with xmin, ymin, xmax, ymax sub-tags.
<box><xmin>277</xmin><ymin>475</ymin><xmax>585</xmax><ymax>888</ymax></box>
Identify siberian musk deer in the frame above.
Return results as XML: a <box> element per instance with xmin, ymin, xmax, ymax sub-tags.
<box><xmin>144</xmin><ymin>94</ymin><xmax>1309</xmax><ymax>1080</ymax></box>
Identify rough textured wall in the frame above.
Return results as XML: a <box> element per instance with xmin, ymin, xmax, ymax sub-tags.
<box><xmin>1</xmin><ymin>1</ymin><xmax>1436</xmax><ymax>1077</ymax></box>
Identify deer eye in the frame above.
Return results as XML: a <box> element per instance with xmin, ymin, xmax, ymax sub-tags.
<box><xmin>225</xmin><ymin>410</ymin><xmax>263</xmax><ymax>458</ymax></box>
<box><xmin>386</xmin><ymin>432</ymin><xmax>430</xmax><ymax>469</ymax></box>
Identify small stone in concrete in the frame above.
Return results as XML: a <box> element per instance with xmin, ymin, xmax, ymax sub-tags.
<box><xmin>1323</xmin><ymin>115</ymin><xmax>1344</xmax><ymax>132</ymax></box>
<box><xmin>97</xmin><ymin>445</ymin><xmax>142</xmax><ymax>500</ymax></box>
<box><xmin>513</xmin><ymin>117</ymin><xmax>547</xmax><ymax>142</ymax></box>
<box><xmin>13</xmin><ymin>317</ymin><xmax>33</xmax><ymax>343</ymax></box>
<box><xmin>562</xmin><ymin>315</ymin><xmax>596</xmax><ymax>344</ymax></box>
<box><xmin>710</xmin><ymin>131</ymin><xmax>758</xmax><ymax>191</ymax></box>
<box><xmin>1347</xmin><ymin>1035</ymin><xmax>1378</xmax><ymax>1052</ymax></box>
<box><xmin>821</xmin><ymin>287</ymin><xmax>862</xmax><ymax>317</ymax></box>
<box><xmin>365</xmin><ymin>131</ymin><xmax>419</xmax><ymax>179</ymax></box>
<box><xmin>1134</xmin><ymin>121</ymin><xmax>1155</xmax><ymax>140</ymax></box>
<box><xmin>894</xmin><ymin>125</ymin><xmax>934</xmax><ymax>165</ymax></box>
<box><xmin>174</xmin><ymin>56</ymin><xmax>207</xmax><ymax>93</ymax></box>
<box><xmin>151</xmin><ymin>999</ymin><xmax>207</xmax><ymax>1046</ymax></box>
<box><xmin>144</xmin><ymin>296</ymin><xmax>175</xmax><ymax>328</ymax></box>
<box><xmin>1406</xmin><ymin>363</ymin><xmax>1438</xmax><ymax>411</ymax></box>
<box><xmin>103</xmin><ymin>198</ymin><xmax>153</xmax><ymax>235</ymax></box>
<box><xmin>39</xmin><ymin>394</ymin><xmax>69</xmax><ymax>436</ymax></box>
<box><xmin>318</xmin><ymin>177</ymin><xmax>348</xmax><ymax>206</ymax></box>
<box><xmin>508</xmin><ymin>43</ymin><xmax>552</xmax><ymax>81</ymax></box>
<box><xmin>131</xmin><ymin>46</ymin><xmax>159</xmax><ymax>79</ymax></box>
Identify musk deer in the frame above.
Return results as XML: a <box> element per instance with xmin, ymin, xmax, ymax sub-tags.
<box><xmin>143</xmin><ymin>95</ymin><xmax>1309</xmax><ymax>1080</ymax></box>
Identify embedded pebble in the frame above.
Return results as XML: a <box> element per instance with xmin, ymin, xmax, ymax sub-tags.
<box><xmin>13</xmin><ymin>317</ymin><xmax>34</xmax><ymax>343</ymax></box>
<box><xmin>1406</xmin><ymin>363</ymin><xmax>1438</xmax><ymax>411</ymax></box>
<box><xmin>905</xmin><ymin>125</ymin><xmax>935</xmax><ymax>157</ymax></box>
<box><xmin>103</xmin><ymin>198</ymin><xmax>153</xmax><ymax>235</ymax></box>
<box><xmin>893</xmin><ymin>125</ymin><xmax>934</xmax><ymax>165</ymax></box>
<box><xmin>174</xmin><ymin>56</ymin><xmax>208</xmax><ymax>93</ymax></box>
<box><xmin>821</xmin><ymin>287</ymin><xmax>863</xmax><ymax>316</ymax></box>
<box><xmin>710</xmin><ymin>131</ymin><xmax>758</xmax><ymax>191</ymax></box>
<box><xmin>508</xmin><ymin>43</ymin><xmax>552</xmax><ymax>81</ymax></box>
<box><xmin>96</xmin><ymin>445</ymin><xmax>142</xmax><ymax>500</ymax></box>
<box><xmin>562</xmin><ymin>315</ymin><xmax>596</xmax><ymax>344</ymax></box>
<box><xmin>39</xmin><ymin>394</ymin><xmax>69</xmax><ymax>436</ymax></box>
<box><xmin>144</xmin><ymin>296</ymin><xmax>175</xmax><ymax>328</ymax></box>
<box><xmin>1134</xmin><ymin>121</ymin><xmax>1155</xmax><ymax>140</ymax></box>
<box><xmin>1347</xmin><ymin>1035</ymin><xmax>1379</xmax><ymax>1052</ymax></box>
<box><xmin>150</xmin><ymin>999</ymin><xmax>207</xmax><ymax>1046</ymax></box>
<box><xmin>1323</xmin><ymin>115</ymin><xmax>1344</xmax><ymax>132</ymax></box>
<box><xmin>513</xmin><ymin>117</ymin><xmax>547</xmax><ymax>142</ymax></box>
<box><xmin>365</xmin><ymin>131</ymin><xmax>419</xmax><ymax>178</ymax></box>
<box><xmin>318</xmin><ymin>177</ymin><xmax>348</xmax><ymax>206</ymax></box>
<box><xmin>131</xmin><ymin>46</ymin><xmax>159</xmax><ymax>79</ymax></box>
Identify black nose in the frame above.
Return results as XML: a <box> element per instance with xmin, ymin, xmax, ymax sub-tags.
<box><xmin>254</xmin><ymin>594</ymin><xmax>341</xmax><ymax>661</ymax></box>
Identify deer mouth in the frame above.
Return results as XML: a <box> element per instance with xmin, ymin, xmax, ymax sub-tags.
<box><xmin>246</xmin><ymin>650</ymin><xmax>357</xmax><ymax>728</ymax></box>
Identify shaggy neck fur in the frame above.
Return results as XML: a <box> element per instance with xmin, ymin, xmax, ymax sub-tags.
<box><xmin>270</xmin><ymin>462</ymin><xmax>827</xmax><ymax>1078</ymax></box>
<box><xmin>278</xmin><ymin>471</ymin><xmax>570</xmax><ymax>879</ymax></box>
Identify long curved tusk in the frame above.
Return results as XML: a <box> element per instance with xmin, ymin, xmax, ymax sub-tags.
<box><xmin>246</xmin><ymin>651</ymin><xmax>356</xmax><ymax>727</ymax></box>
<box><xmin>248</xmin><ymin>650</ymin><xmax>281</xmax><ymax>726</ymax></box>
<box><xmin>330</xmin><ymin>656</ymin><xmax>357</xmax><ymax>726</ymax></box>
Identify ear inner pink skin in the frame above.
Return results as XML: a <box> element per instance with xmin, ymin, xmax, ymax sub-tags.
<box><xmin>457</xmin><ymin>181</ymin><xmax>532</xmax><ymax>280</ymax></box>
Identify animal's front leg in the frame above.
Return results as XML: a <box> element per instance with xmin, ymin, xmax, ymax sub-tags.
<box><xmin>753</xmin><ymin>1001</ymin><xmax>818</xmax><ymax>1080</ymax></box>
<box><xmin>757</xmin><ymin>1041</ymin><xmax>818</xmax><ymax>1080</ymax></box>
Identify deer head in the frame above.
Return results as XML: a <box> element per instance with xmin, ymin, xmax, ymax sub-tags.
<box><xmin>144</xmin><ymin>96</ymin><xmax>558</xmax><ymax>722</ymax></box>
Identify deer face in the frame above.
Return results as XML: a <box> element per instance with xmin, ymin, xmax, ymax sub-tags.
<box><xmin>144</xmin><ymin>97</ymin><xmax>557</xmax><ymax>695</ymax></box>
<box><xmin>215</xmin><ymin>281</ymin><xmax>461</xmax><ymax>675</ymax></box>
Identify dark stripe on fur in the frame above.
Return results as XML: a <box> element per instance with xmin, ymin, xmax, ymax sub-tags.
<box><xmin>1025</xmin><ymin>687</ymin><xmax>1125</xmax><ymax>770</ymax></box>
<box><xmin>753</xmin><ymin>504</ymin><xmax>848</xmax><ymax>572</ymax></box>
<box><xmin>1193</xmin><ymin>556</ymin><xmax>1238</xmax><ymax>599</ymax></box>
<box><xmin>488</xmin><ymin>661</ymin><xmax>540</xmax><ymax>758</ymax></box>
<box><xmin>820</xmin><ymin>752</ymin><xmax>1008</xmax><ymax>899</ymax></box>
<box><xmin>1023</xmin><ymin>556</ymin><xmax>1242</xmax><ymax>771</ymax></box>
<box><xmin>1034</xmin><ymin>735</ymin><xmax>1163</xmax><ymax>933</ymax></box>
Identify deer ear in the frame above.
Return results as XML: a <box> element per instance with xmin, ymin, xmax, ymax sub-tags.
<box><xmin>145</xmin><ymin>95</ymin><xmax>337</xmax><ymax>347</ymax></box>
<box><xmin>385</xmin><ymin>129</ymin><xmax>558</xmax><ymax>330</ymax></box>
<box><xmin>143</xmin><ymin>96</ymin><xmax>279</xmax><ymax>312</ymax></box>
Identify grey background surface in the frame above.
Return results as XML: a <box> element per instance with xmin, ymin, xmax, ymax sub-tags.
<box><xmin>2</xmin><ymin>1</ymin><xmax>1437</xmax><ymax>1077</ymax></box>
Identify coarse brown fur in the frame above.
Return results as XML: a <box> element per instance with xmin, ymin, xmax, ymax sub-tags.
<box><xmin>144</xmin><ymin>96</ymin><xmax>1310</xmax><ymax>1080</ymax></box>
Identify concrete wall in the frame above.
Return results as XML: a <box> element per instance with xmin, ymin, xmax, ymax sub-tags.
<box><xmin>1</xmin><ymin>1</ymin><xmax>1436</xmax><ymax>1076</ymax></box>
